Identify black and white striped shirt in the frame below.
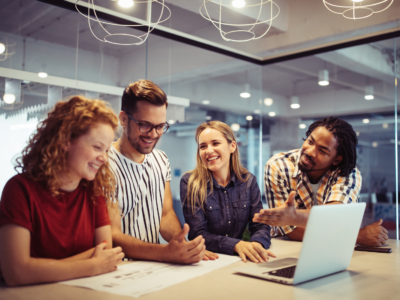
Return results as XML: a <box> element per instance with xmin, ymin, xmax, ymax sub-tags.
<box><xmin>108</xmin><ymin>145</ymin><xmax>171</xmax><ymax>243</ymax></box>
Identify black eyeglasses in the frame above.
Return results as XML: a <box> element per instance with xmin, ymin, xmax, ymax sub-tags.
<box><xmin>125</xmin><ymin>112</ymin><xmax>170</xmax><ymax>134</ymax></box>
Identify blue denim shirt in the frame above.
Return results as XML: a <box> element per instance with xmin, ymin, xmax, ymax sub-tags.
<box><xmin>180</xmin><ymin>172</ymin><xmax>271</xmax><ymax>255</ymax></box>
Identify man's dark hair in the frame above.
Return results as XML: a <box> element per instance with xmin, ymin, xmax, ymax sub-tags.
<box><xmin>121</xmin><ymin>79</ymin><xmax>168</xmax><ymax>115</ymax></box>
<box><xmin>305</xmin><ymin>116</ymin><xmax>358</xmax><ymax>177</ymax></box>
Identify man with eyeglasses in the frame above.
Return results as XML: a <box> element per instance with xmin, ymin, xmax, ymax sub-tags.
<box><xmin>107</xmin><ymin>80</ymin><xmax>207</xmax><ymax>264</ymax></box>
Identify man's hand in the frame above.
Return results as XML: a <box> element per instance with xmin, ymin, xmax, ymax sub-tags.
<box><xmin>164</xmin><ymin>224</ymin><xmax>206</xmax><ymax>264</ymax></box>
<box><xmin>234</xmin><ymin>241</ymin><xmax>276</xmax><ymax>263</ymax></box>
<box><xmin>202</xmin><ymin>250</ymin><xmax>219</xmax><ymax>261</ymax></box>
<box><xmin>357</xmin><ymin>219</ymin><xmax>389</xmax><ymax>246</ymax></box>
<box><xmin>253</xmin><ymin>191</ymin><xmax>302</xmax><ymax>227</ymax></box>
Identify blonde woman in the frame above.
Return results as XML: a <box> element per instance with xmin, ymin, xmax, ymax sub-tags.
<box><xmin>180</xmin><ymin>121</ymin><xmax>275</xmax><ymax>263</ymax></box>
<box><xmin>0</xmin><ymin>96</ymin><xmax>124</xmax><ymax>286</ymax></box>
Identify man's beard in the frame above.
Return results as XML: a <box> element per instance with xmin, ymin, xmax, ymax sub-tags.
<box><xmin>127</xmin><ymin>125</ymin><xmax>159</xmax><ymax>155</ymax></box>
<box><xmin>298</xmin><ymin>152</ymin><xmax>316</xmax><ymax>173</ymax></box>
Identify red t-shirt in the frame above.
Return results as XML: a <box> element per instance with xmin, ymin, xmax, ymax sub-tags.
<box><xmin>0</xmin><ymin>174</ymin><xmax>110</xmax><ymax>259</ymax></box>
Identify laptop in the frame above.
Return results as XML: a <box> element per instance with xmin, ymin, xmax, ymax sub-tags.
<box><xmin>235</xmin><ymin>202</ymin><xmax>366</xmax><ymax>285</ymax></box>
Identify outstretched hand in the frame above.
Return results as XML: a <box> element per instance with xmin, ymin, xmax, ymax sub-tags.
<box><xmin>165</xmin><ymin>224</ymin><xmax>206</xmax><ymax>264</ymax></box>
<box><xmin>253</xmin><ymin>191</ymin><xmax>300</xmax><ymax>227</ymax></box>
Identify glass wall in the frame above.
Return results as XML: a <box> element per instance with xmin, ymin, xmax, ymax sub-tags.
<box><xmin>0</xmin><ymin>0</ymin><xmax>399</xmax><ymax>238</ymax></box>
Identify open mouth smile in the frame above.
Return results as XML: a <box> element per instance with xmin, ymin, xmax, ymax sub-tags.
<box><xmin>207</xmin><ymin>156</ymin><xmax>219</xmax><ymax>162</ymax></box>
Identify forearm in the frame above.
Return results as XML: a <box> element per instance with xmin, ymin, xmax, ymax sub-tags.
<box><xmin>294</xmin><ymin>210</ymin><xmax>309</xmax><ymax>227</ymax></box>
<box><xmin>4</xmin><ymin>256</ymin><xmax>97</xmax><ymax>286</ymax></box>
<box><xmin>62</xmin><ymin>248</ymin><xmax>95</xmax><ymax>262</ymax></box>
<box><xmin>159</xmin><ymin>210</ymin><xmax>182</xmax><ymax>242</ymax></box>
<box><xmin>190</xmin><ymin>228</ymin><xmax>240</xmax><ymax>255</ymax></box>
<box><xmin>286</xmin><ymin>227</ymin><xmax>305</xmax><ymax>241</ymax></box>
<box><xmin>112</xmin><ymin>231</ymin><xmax>168</xmax><ymax>262</ymax></box>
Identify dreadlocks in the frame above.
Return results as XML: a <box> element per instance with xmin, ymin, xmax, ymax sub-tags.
<box><xmin>305</xmin><ymin>117</ymin><xmax>358</xmax><ymax>177</ymax></box>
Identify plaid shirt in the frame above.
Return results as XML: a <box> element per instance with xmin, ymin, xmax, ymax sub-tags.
<box><xmin>264</xmin><ymin>149</ymin><xmax>362</xmax><ymax>236</ymax></box>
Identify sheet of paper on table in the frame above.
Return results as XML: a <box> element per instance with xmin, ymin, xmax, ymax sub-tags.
<box><xmin>60</xmin><ymin>254</ymin><xmax>241</xmax><ymax>298</ymax></box>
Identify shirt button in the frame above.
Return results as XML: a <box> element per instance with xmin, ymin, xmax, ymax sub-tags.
<box><xmin>244</xmin><ymin>205</ymin><xmax>246</xmax><ymax>207</ymax></box>
<box><xmin>228</xmin><ymin>221</ymin><xmax>231</xmax><ymax>224</ymax></box>
<box><xmin>224</xmin><ymin>191</ymin><xmax>226</xmax><ymax>193</ymax></box>
<box><xmin>226</xmin><ymin>234</ymin><xmax>228</xmax><ymax>236</ymax></box>
<box><xmin>210</xmin><ymin>206</ymin><xmax>212</xmax><ymax>209</ymax></box>
<box><xmin>226</xmin><ymin>206</ymin><xmax>229</xmax><ymax>208</ymax></box>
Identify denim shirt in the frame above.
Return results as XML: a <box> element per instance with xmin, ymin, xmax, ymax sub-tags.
<box><xmin>180</xmin><ymin>172</ymin><xmax>271</xmax><ymax>255</ymax></box>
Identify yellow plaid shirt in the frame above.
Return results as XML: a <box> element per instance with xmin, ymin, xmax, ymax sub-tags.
<box><xmin>264</xmin><ymin>149</ymin><xmax>362</xmax><ymax>236</ymax></box>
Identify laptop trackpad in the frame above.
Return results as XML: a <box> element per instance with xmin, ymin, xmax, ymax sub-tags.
<box><xmin>256</xmin><ymin>258</ymin><xmax>298</xmax><ymax>270</ymax></box>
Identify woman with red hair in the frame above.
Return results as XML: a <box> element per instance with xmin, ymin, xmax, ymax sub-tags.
<box><xmin>0</xmin><ymin>96</ymin><xmax>124</xmax><ymax>286</ymax></box>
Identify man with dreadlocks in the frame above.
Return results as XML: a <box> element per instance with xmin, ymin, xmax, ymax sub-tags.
<box><xmin>253</xmin><ymin>117</ymin><xmax>388</xmax><ymax>247</ymax></box>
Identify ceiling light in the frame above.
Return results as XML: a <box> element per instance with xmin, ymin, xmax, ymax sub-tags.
<box><xmin>202</xmin><ymin>100</ymin><xmax>210</xmax><ymax>105</ymax></box>
<box><xmin>372</xmin><ymin>142</ymin><xmax>378</xmax><ymax>148</ymax></box>
<box><xmin>264</xmin><ymin>98</ymin><xmax>273</xmax><ymax>106</ymax></box>
<box><xmin>382</xmin><ymin>123</ymin><xmax>388</xmax><ymax>129</ymax></box>
<box><xmin>22</xmin><ymin>80</ymin><xmax>31</xmax><ymax>84</ymax></box>
<box><xmin>118</xmin><ymin>0</ymin><xmax>134</xmax><ymax>8</ymax></box>
<box><xmin>231</xmin><ymin>123</ymin><xmax>240</xmax><ymax>132</ymax></box>
<box><xmin>3</xmin><ymin>93</ymin><xmax>16</xmax><ymax>104</ymax></box>
<box><xmin>365</xmin><ymin>86</ymin><xmax>374</xmax><ymax>100</ymax></box>
<box><xmin>356</xmin><ymin>132</ymin><xmax>360</xmax><ymax>136</ymax></box>
<box><xmin>246</xmin><ymin>115</ymin><xmax>253</xmax><ymax>121</ymax></box>
<box><xmin>268</xmin><ymin>112</ymin><xmax>276</xmax><ymax>117</ymax></box>
<box><xmin>0</xmin><ymin>43</ymin><xmax>5</xmax><ymax>54</ymax></box>
<box><xmin>290</xmin><ymin>96</ymin><xmax>300</xmax><ymax>109</ymax></box>
<box><xmin>205</xmin><ymin>116</ymin><xmax>212</xmax><ymax>120</ymax></box>
<box><xmin>38</xmin><ymin>72</ymin><xmax>48</xmax><ymax>78</ymax></box>
<box><xmin>168</xmin><ymin>120</ymin><xmax>176</xmax><ymax>125</ymax></box>
<box><xmin>254</xmin><ymin>109</ymin><xmax>261</xmax><ymax>114</ymax></box>
<box><xmin>299</xmin><ymin>124</ymin><xmax>307</xmax><ymax>129</ymax></box>
<box><xmin>232</xmin><ymin>0</ymin><xmax>245</xmax><ymax>8</ymax></box>
<box><xmin>240</xmin><ymin>84</ymin><xmax>251</xmax><ymax>98</ymax></box>
<box><xmin>318</xmin><ymin>69</ymin><xmax>329</xmax><ymax>86</ymax></box>
<box><xmin>323</xmin><ymin>0</ymin><xmax>393</xmax><ymax>20</ymax></box>
<box><xmin>363</xmin><ymin>119</ymin><xmax>370</xmax><ymax>124</ymax></box>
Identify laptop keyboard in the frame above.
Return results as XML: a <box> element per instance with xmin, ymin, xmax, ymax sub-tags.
<box><xmin>268</xmin><ymin>266</ymin><xmax>296</xmax><ymax>278</ymax></box>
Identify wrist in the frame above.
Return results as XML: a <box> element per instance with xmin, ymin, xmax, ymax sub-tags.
<box><xmin>159</xmin><ymin>244</ymin><xmax>170</xmax><ymax>263</ymax></box>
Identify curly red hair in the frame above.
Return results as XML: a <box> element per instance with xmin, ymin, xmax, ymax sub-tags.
<box><xmin>15</xmin><ymin>96</ymin><xmax>119</xmax><ymax>203</ymax></box>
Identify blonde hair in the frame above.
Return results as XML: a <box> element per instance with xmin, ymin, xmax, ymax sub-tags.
<box><xmin>185</xmin><ymin>121</ymin><xmax>249</xmax><ymax>215</ymax></box>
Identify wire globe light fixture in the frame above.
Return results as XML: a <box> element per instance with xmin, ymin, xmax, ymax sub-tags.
<box><xmin>75</xmin><ymin>0</ymin><xmax>171</xmax><ymax>45</ymax></box>
<box><xmin>322</xmin><ymin>0</ymin><xmax>393</xmax><ymax>20</ymax></box>
<box><xmin>200</xmin><ymin>0</ymin><xmax>280</xmax><ymax>42</ymax></box>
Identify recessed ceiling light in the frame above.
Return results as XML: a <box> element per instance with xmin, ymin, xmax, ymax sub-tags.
<box><xmin>38</xmin><ymin>72</ymin><xmax>48</xmax><ymax>78</ymax></box>
<box><xmin>240</xmin><ymin>92</ymin><xmax>250</xmax><ymax>98</ymax></box>
<box><xmin>202</xmin><ymin>100</ymin><xmax>210</xmax><ymax>105</ymax></box>
<box><xmin>268</xmin><ymin>112</ymin><xmax>276</xmax><ymax>117</ymax></box>
<box><xmin>232</xmin><ymin>0</ymin><xmax>245</xmax><ymax>8</ymax></box>
<box><xmin>382</xmin><ymin>123</ymin><xmax>388</xmax><ymax>129</ymax></box>
<box><xmin>0</xmin><ymin>43</ymin><xmax>5</xmax><ymax>54</ymax></box>
<box><xmin>299</xmin><ymin>124</ymin><xmax>306</xmax><ymax>129</ymax></box>
<box><xmin>168</xmin><ymin>120</ymin><xmax>176</xmax><ymax>125</ymax></box>
<box><xmin>246</xmin><ymin>115</ymin><xmax>253</xmax><ymax>121</ymax></box>
<box><xmin>254</xmin><ymin>109</ymin><xmax>261</xmax><ymax>114</ymax></box>
<box><xmin>118</xmin><ymin>0</ymin><xmax>134</xmax><ymax>8</ymax></box>
<box><xmin>372</xmin><ymin>141</ymin><xmax>378</xmax><ymax>148</ymax></box>
<box><xmin>356</xmin><ymin>132</ymin><xmax>360</xmax><ymax>136</ymax></box>
<box><xmin>264</xmin><ymin>98</ymin><xmax>273</xmax><ymax>106</ymax></box>
<box><xmin>231</xmin><ymin>123</ymin><xmax>240</xmax><ymax>132</ymax></box>
<box><xmin>205</xmin><ymin>116</ymin><xmax>212</xmax><ymax>120</ymax></box>
<box><xmin>362</xmin><ymin>119</ymin><xmax>370</xmax><ymax>124</ymax></box>
<box><xmin>3</xmin><ymin>93</ymin><xmax>16</xmax><ymax>104</ymax></box>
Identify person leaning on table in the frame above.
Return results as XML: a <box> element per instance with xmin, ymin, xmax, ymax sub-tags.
<box><xmin>181</xmin><ymin>121</ymin><xmax>275</xmax><ymax>263</ymax></box>
<box><xmin>0</xmin><ymin>96</ymin><xmax>124</xmax><ymax>286</ymax></box>
<box><xmin>253</xmin><ymin>116</ymin><xmax>389</xmax><ymax>247</ymax></box>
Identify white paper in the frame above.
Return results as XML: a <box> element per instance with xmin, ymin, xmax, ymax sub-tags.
<box><xmin>60</xmin><ymin>254</ymin><xmax>241</xmax><ymax>298</ymax></box>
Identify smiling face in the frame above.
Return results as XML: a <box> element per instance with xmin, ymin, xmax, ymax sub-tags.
<box><xmin>198</xmin><ymin>128</ymin><xmax>236</xmax><ymax>176</ymax></box>
<box><xmin>124</xmin><ymin>101</ymin><xmax>167</xmax><ymax>155</ymax></box>
<box><xmin>64</xmin><ymin>123</ymin><xmax>114</xmax><ymax>188</ymax></box>
<box><xmin>298</xmin><ymin>126</ymin><xmax>343</xmax><ymax>183</ymax></box>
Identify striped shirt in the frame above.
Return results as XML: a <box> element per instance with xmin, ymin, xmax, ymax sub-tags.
<box><xmin>264</xmin><ymin>149</ymin><xmax>362</xmax><ymax>237</ymax></box>
<box><xmin>108</xmin><ymin>145</ymin><xmax>171</xmax><ymax>243</ymax></box>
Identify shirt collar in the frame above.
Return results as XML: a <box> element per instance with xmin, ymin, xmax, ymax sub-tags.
<box><xmin>293</xmin><ymin>150</ymin><xmax>302</xmax><ymax>178</ymax></box>
<box><xmin>211</xmin><ymin>172</ymin><xmax>237</xmax><ymax>189</ymax></box>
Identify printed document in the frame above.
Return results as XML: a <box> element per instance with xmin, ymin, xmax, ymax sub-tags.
<box><xmin>61</xmin><ymin>254</ymin><xmax>241</xmax><ymax>297</ymax></box>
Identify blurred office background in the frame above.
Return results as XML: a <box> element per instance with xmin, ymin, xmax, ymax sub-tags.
<box><xmin>0</xmin><ymin>0</ymin><xmax>399</xmax><ymax>238</ymax></box>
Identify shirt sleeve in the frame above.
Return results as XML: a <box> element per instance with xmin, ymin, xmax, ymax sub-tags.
<box><xmin>325</xmin><ymin>168</ymin><xmax>361</xmax><ymax>204</ymax></box>
<box><xmin>180</xmin><ymin>175</ymin><xmax>241</xmax><ymax>255</ymax></box>
<box><xmin>248</xmin><ymin>176</ymin><xmax>271</xmax><ymax>249</ymax></box>
<box><xmin>0</xmin><ymin>176</ymin><xmax>33</xmax><ymax>232</ymax></box>
<box><xmin>94</xmin><ymin>196</ymin><xmax>111</xmax><ymax>228</ymax></box>
<box><xmin>264</xmin><ymin>160</ymin><xmax>296</xmax><ymax>236</ymax></box>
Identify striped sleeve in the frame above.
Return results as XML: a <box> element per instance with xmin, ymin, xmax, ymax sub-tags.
<box><xmin>264</xmin><ymin>159</ymin><xmax>296</xmax><ymax>235</ymax></box>
<box><xmin>325</xmin><ymin>168</ymin><xmax>362</xmax><ymax>204</ymax></box>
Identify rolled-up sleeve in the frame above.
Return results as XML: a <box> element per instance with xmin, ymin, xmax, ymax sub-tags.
<box><xmin>248</xmin><ymin>177</ymin><xmax>271</xmax><ymax>249</ymax></box>
<box><xmin>180</xmin><ymin>174</ymin><xmax>241</xmax><ymax>255</ymax></box>
<box><xmin>325</xmin><ymin>168</ymin><xmax>361</xmax><ymax>204</ymax></box>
